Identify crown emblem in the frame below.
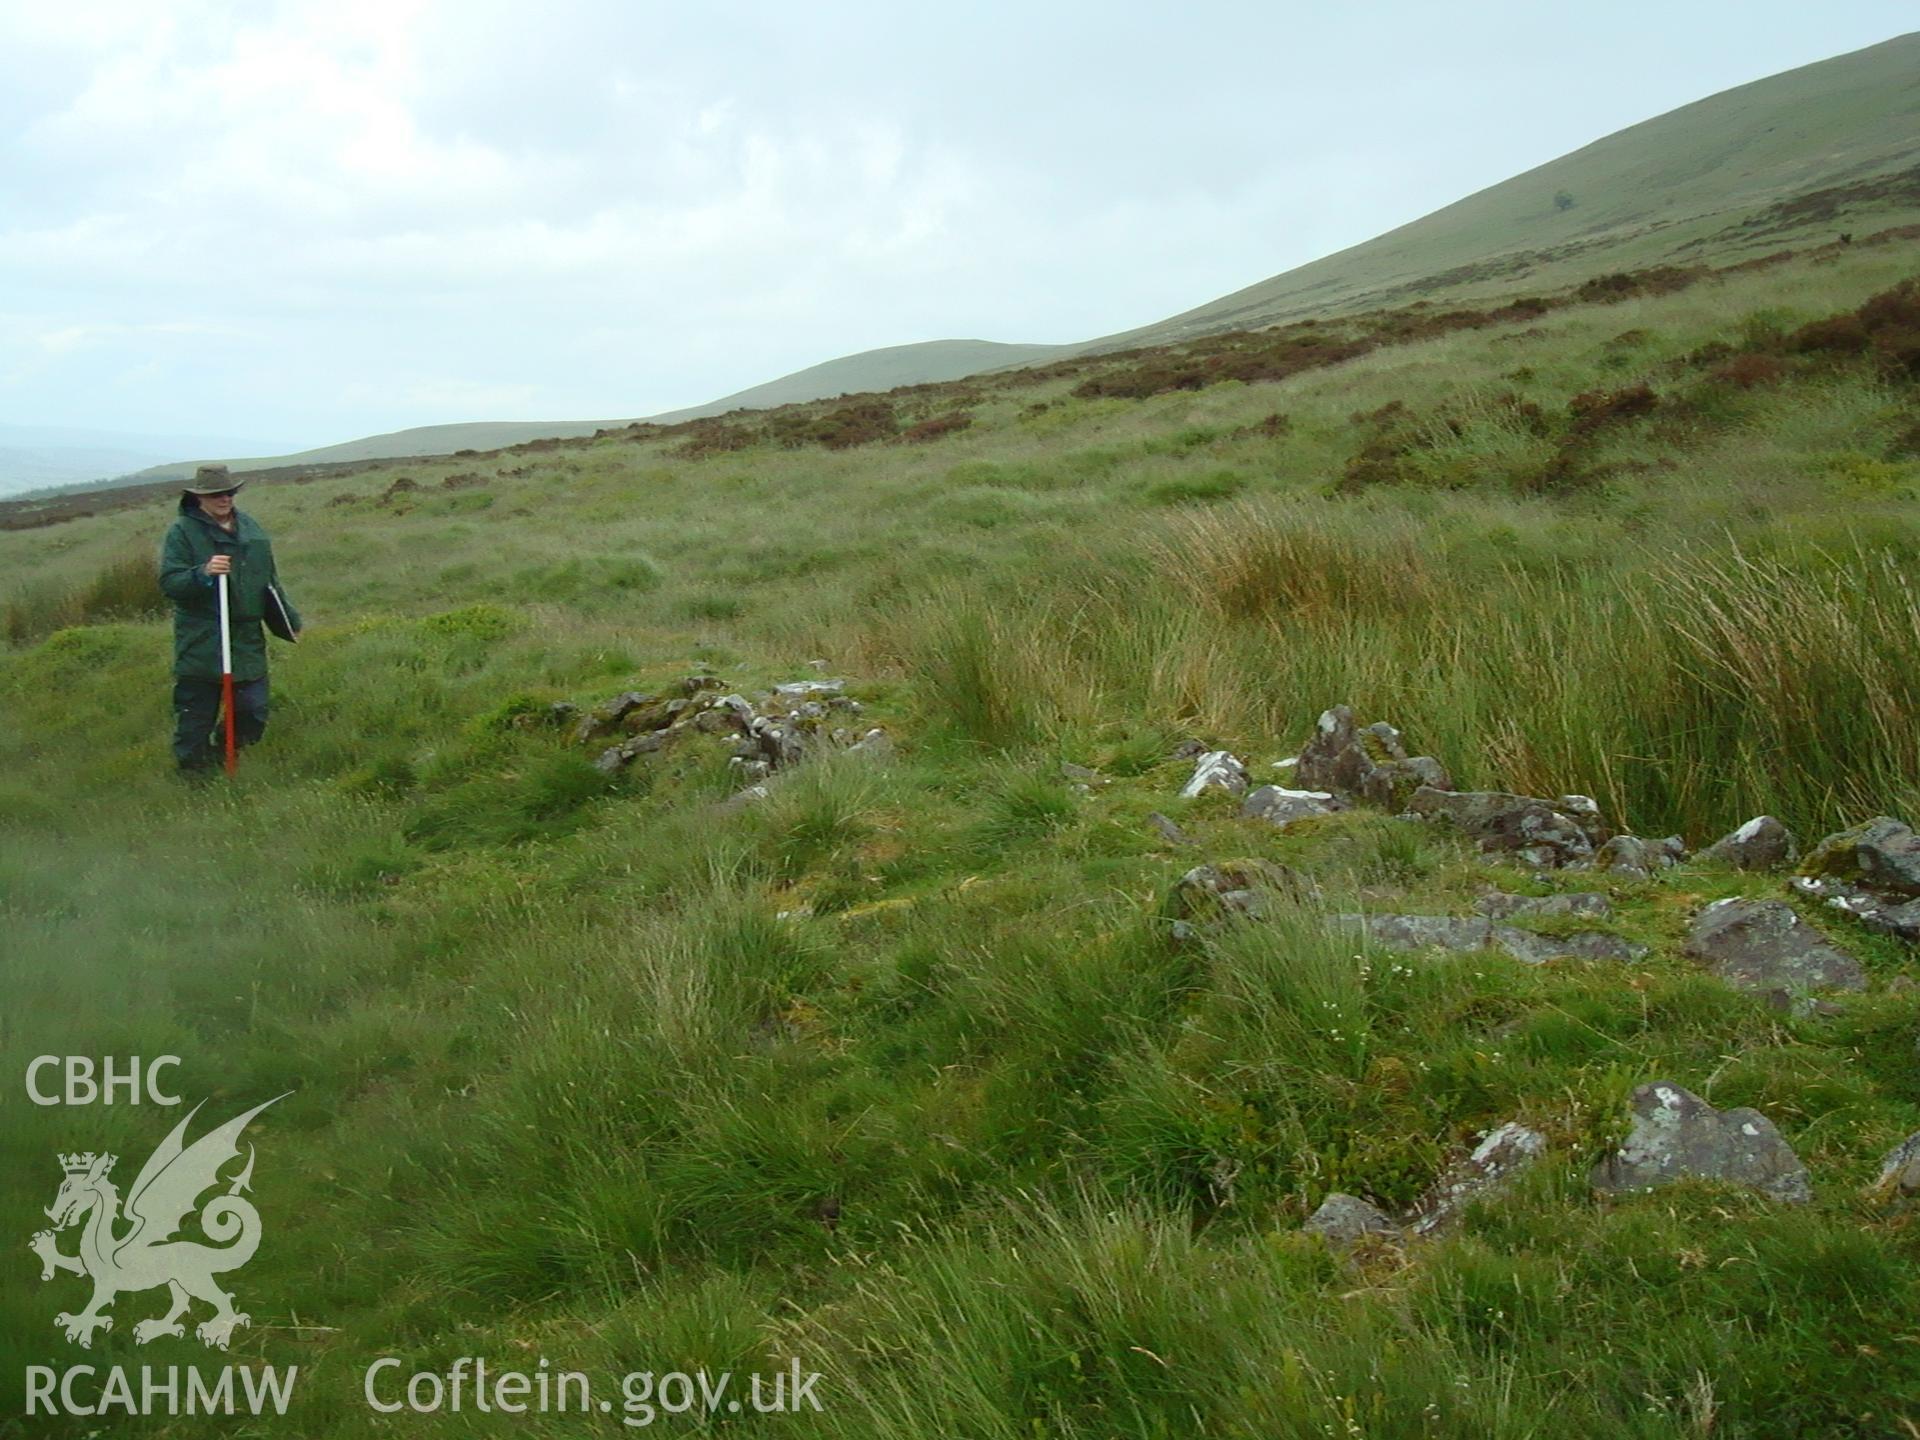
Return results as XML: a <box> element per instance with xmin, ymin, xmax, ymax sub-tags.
<box><xmin>58</xmin><ymin>1153</ymin><xmax>109</xmax><ymax>1176</ymax></box>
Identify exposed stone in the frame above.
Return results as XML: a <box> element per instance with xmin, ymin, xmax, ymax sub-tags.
<box><xmin>1172</xmin><ymin>860</ymin><xmax>1315</xmax><ymax>921</ymax></box>
<box><xmin>1496</xmin><ymin>928</ymin><xmax>1646</xmax><ymax>965</ymax></box>
<box><xmin>1146</xmin><ymin>812</ymin><xmax>1195</xmax><ymax>847</ymax></box>
<box><xmin>1595</xmin><ymin>833</ymin><xmax>1688</xmax><ymax>880</ymax></box>
<box><xmin>773</xmin><ymin>678</ymin><xmax>845</xmax><ymax>700</ymax></box>
<box><xmin>715</xmin><ymin>783</ymin><xmax>772</xmax><ymax>815</ymax></box>
<box><xmin>1410</xmin><ymin>1121</ymin><xmax>1546</xmax><ymax>1234</ymax></box>
<box><xmin>1802</xmin><ymin>816</ymin><xmax>1920</xmax><ymax>899</ymax></box>
<box><xmin>1181</xmin><ymin>751</ymin><xmax>1249</xmax><ymax>799</ymax></box>
<box><xmin>845</xmin><ymin>728</ymin><xmax>894</xmax><ymax>761</ymax></box>
<box><xmin>1295</xmin><ymin>704</ymin><xmax>1452</xmax><ymax>808</ymax></box>
<box><xmin>1171</xmin><ymin>738</ymin><xmax>1210</xmax><ymax>762</ymax></box>
<box><xmin>1240</xmin><ymin>785</ymin><xmax>1340</xmax><ymax>829</ymax></box>
<box><xmin>681</xmin><ymin>673</ymin><xmax>722</xmax><ymax>695</ymax></box>
<box><xmin>1335</xmin><ymin>912</ymin><xmax>1639</xmax><ymax>965</ymax></box>
<box><xmin>1304</xmin><ymin>1193</ymin><xmax>1398</xmax><ymax>1246</ymax></box>
<box><xmin>1590</xmin><ymin>1081</ymin><xmax>1811</xmax><ymax>1204</ymax></box>
<box><xmin>1060</xmin><ymin>761</ymin><xmax>1104</xmax><ymax>791</ymax></box>
<box><xmin>1405</xmin><ymin>786</ymin><xmax>1597</xmax><ymax>867</ymax></box>
<box><xmin>1683</xmin><ymin>898</ymin><xmax>1866</xmax><ymax>996</ymax></box>
<box><xmin>1873</xmin><ymin>1133</ymin><xmax>1920</xmax><ymax>1197</ymax></box>
<box><xmin>1791</xmin><ymin>876</ymin><xmax>1920</xmax><ymax>943</ymax></box>
<box><xmin>1474</xmin><ymin>891</ymin><xmax>1613</xmax><ymax>921</ymax></box>
<box><xmin>1698</xmin><ymin>815</ymin><xmax>1799</xmax><ymax>871</ymax></box>
<box><xmin>573</xmin><ymin>689</ymin><xmax>658</xmax><ymax>744</ymax></box>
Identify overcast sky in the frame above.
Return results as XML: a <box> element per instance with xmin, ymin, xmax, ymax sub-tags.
<box><xmin>1</xmin><ymin>2</ymin><xmax>1912</xmax><ymax>452</ymax></box>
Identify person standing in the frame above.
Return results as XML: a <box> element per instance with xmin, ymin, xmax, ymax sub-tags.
<box><xmin>158</xmin><ymin>464</ymin><xmax>302</xmax><ymax>774</ymax></box>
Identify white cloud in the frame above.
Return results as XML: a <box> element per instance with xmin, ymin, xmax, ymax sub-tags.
<box><xmin>0</xmin><ymin>0</ymin><xmax>1910</xmax><ymax>441</ymax></box>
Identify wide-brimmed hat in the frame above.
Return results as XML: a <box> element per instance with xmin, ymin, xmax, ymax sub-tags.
<box><xmin>181</xmin><ymin>463</ymin><xmax>245</xmax><ymax>497</ymax></box>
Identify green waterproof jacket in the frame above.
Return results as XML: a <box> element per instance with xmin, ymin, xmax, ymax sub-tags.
<box><xmin>159</xmin><ymin>499</ymin><xmax>302</xmax><ymax>681</ymax></box>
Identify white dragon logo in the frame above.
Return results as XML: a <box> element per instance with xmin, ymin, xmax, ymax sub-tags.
<box><xmin>28</xmin><ymin>1096</ymin><xmax>283</xmax><ymax>1350</ymax></box>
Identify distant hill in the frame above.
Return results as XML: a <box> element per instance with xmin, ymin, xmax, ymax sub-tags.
<box><xmin>645</xmin><ymin>339</ymin><xmax>1072</xmax><ymax>423</ymax></box>
<box><xmin>49</xmin><ymin>33</ymin><xmax>1920</xmax><ymax>497</ymax></box>
<box><xmin>118</xmin><ymin>419</ymin><xmax>637</xmax><ymax>486</ymax></box>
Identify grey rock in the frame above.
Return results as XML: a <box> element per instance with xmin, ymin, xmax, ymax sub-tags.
<box><xmin>1591</xmin><ymin>1081</ymin><xmax>1811</xmax><ymax>1204</ymax></box>
<box><xmin>1297</xmin><ymin>704</ymin><xmax>1452</xmax><ymax>808</ymax></box>
<box><xmin>1240</xmin><ymin>785</ymin><xmax>1340</xmax><ymax>829</ymax></box>
<box><xmin>1802</xmin><ymin>816</ymin><xmax>1920</xmax><ymax>899</ymax></box>
<box><xmin>1406</xmin><ymin>786</ymin><xmax>1597</xmax><ymax>867</ymax></box>
<box><xmin>1699</xmin><ymin>815</ymin><xmax>1799</xmax><ymax>871</ymax></box>
<box><xmin>1173</xmin><ymin>860</ymin><xmax>1315</xmax><ymax>921</ymax></box>
<box><xmin>1304</xmin><ymin>1193</ymin><xmax>1398</xmax><ymax>1246</ymax></box>
<box><xmin>1595</xmin><ymin>834</ymin><xmax>1687</xmax><ymax>880</ymax></box>
<box><xmin>845</xmin><ymin>728</ymin><xmax>894</xmax><ymax>761</ymax></box>
<box><xmin>773</xmin><ymin>678</ymin><xmax>845</xmax><ymax>700</ymax></box>
<box><xmin>1475</xmin><ymin>891</ymin><xmax>1613</xmax><ymax>920</ymax></box>
<box><xmin>1792</xmin><ymin>876</ymin><xmax>1920</xmax><ymax>943</ymax></box>
<box><xmin>1336</xmin><ymin>913</ymin><xmax>1640</xmax><ymax>965</ymax></box>
<box><xmin>1410</xmin><ymin>1121</ymin><xmax>1546</xmax><ymax>1234</ymax></box>
<box><xmin>573</xmin><ymin>689</ymin><xmax>658</xmax><ymax>744</ymax></box>
<box><xmin>1874</xmin><ymin>1133</ymin><xmax>1920</xmax><ymax>1196</ymax></box>
<box><xmin>1684</xmin><ymin>898</ymin><xmax>1866</xmax><ymax>995</ymax></box>
<box><xmin>715</xmin><ymin>783</ymin><xmax>772</xmax><ymax>815</ymax></box>
<box><xmin>1171</xmin><ymin>738</ymin><xmax>1210</xmax><ymax>761</ymax></box>
<box><xmin>1181</xmin><ymin>751</ymin><xmax>1249</xmax><ymax>799</ymax></box>
<box><xmin>1495</xmin><ymin>928</ymin><xmax>1646</xmax><ymax>965</ymax></box>
<box><xmin>1146</xmin><ymin>812</ymin><xmax>1195</xmax><ymax>847</ymax></box>
<box><xmin>1060</xmin><ymin>761</ymin><xmax>1103</xmax><ymax>789</ymax></box>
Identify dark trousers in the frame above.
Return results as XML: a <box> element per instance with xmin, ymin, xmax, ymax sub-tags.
<box><xmin>172</xmin><ymin>676</ymin><xmax>269</xmax><ymax>770</ymax></box>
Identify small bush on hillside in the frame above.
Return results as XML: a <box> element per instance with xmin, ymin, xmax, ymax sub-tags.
<box><xmin>3</xmin><ymin>549</ymin><xmax>164</xmax><ymax>646</ymax></box>
<box><xmin>901</xmin><ymin>410</ymin><xmax>974</xmax><ymax>443</ymax></box>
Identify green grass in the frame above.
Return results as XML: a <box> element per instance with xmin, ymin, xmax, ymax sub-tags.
<box><xmin>4</xmin><ymin>243</ymin><xmax>1920</xmax><ymax>1437</ymax></box>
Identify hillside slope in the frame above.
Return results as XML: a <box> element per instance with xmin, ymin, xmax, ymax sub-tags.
<box><xmin>646</xmin><ymin>338</ymin><xmax>1072</xmax><ymax>423</ymax></box>
<box><xmin>1099</xmin><ymin>32</ymin><xmax>1920</xmax><ymax>345</ymax></box>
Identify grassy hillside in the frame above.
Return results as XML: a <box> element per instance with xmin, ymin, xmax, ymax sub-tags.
<box><xmin>4</xmin><ymin>240</ymin><xmax>1920</xmax><ymax>1437</ymax></box>
<box><xmin>1107</xmin><ymin>33</ymin><xmax>1920</xmax><ymax>344</ymax></box>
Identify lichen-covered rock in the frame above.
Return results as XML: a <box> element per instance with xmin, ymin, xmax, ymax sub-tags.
<box><xmin>1334</xmin><ymin>913</ymin><xmax>1641</xmax><ymax>964</ymax></box>
<box><xmin>1791</xmin><ymin>876</ymin><xmax>1920</xmax><ymax>943</ymax></box>
<box><xmin>1802</xmin><ymin>816</ymin><xmax>1920</xmax><ymax>898</ymax></box>
<box><xmin>1683</xmin><ymin>898</ymin><xmax>1866</xmax><ymax>995</ymax></box>
<box><xmin>1595</xmin><ymin>834</ymin><xmax>1687</xmax><ymax>880</ymax></box>
<box><xmin>1304</xmin><ymin>1193</ymin><xmax>1398</xmax><ymax>1246</ymax></box>
<box><xmin>1295</xmin><ymin>705</ymin><xmax>1452</xmax><ymax>808</ymax></box>
<box><xmin>1240</xmin><ymin>785</ymin><xmax>1340</xmax><ymax>829</ymax></box>
<box><xmin>1873</xmin><ymin>1133</ymin><xmax>1920</xmax><ymax>1197</ymax></box>
<box><xmin>1181</xmin><ymin>751</ymin><xmax>1249</xmax><ymax>799</ymax></box>
<box><xmin>1474</xmin><ymin>891</ymin><xmax>1612</xmax><ymax>920</ymax></box>
<box><xmin>1590</xmin><ymin>1081</ymin><xmax>1811</xmax><ymax>1203</ymax></box>
<box><xmin>1410</xmin><ymin>1121</ymin><xmax>1546</xmax><ymax>1234</ymax></box>
<box><xmin>1699</xmin><ymin>815</ymin><xmax>1799</xmax><ymax>871</ymax></box>
<box><xmin>1173</xmin><ymin>859</ymin><xmax>1315</xmax><ymax>920</ymax></box>
<box><xmin>1405</xmin><ymin>786</ymin><xmax>1597</xmax><ymax>867</ymax></box>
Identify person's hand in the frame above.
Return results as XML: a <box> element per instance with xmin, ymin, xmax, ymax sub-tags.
<box><xmin>204</xmin><ymin>555</ymin><xmax>232</xmax><ymax>576</ymax></box>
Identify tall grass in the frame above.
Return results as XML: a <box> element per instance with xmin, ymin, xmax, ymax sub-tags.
<box><xmin>892</xmin><ymin>497</ymin><xmax>1920</xmax><ymax>840</ymax></box>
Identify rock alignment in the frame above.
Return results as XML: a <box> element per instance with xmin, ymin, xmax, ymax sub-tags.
<box><xmin>570</xmin><ymin>674</ymin><xmax>887</xmax><ymax>786</ymax></box>
<box><xmin>1334</xmin><ymin>913</ymin><xmax>1642</xmax><ymax>964</ymax></box>
<box><xmin>1296</xmin><ymin>705</ymin><xmax>1452</xmax><ymax>809</ymax></box>
<box><xmin>1590</xmin><ymin>1081</ymin><xmax>1811</xmax><ymax>1204</ymax></box>
<box><xmin>1405</xmin><ymin>786</ymin><xmax>1601</xmax><ymax>868</ymax></box>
